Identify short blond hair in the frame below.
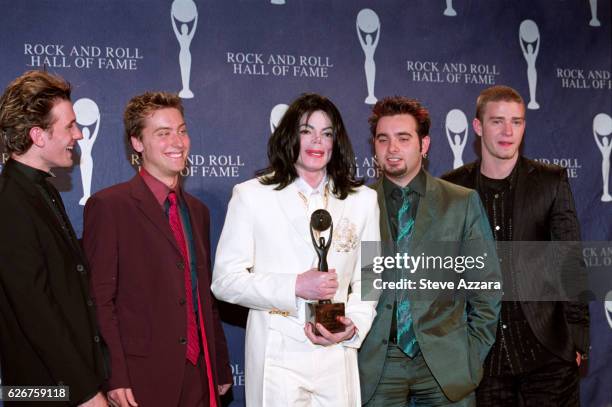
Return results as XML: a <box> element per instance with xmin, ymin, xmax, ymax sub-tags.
<box><xmin>475</xmin><ymin>85</ymin><xmax>524</xmax><ymax>121</ymax></box>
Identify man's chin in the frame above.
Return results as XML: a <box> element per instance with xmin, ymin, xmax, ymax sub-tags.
<box><xmin>383</xmin><ymin>166</ymin><xmax>408</xmax><ymax>178</ymax></box>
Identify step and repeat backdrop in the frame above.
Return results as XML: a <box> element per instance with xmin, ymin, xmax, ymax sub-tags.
<box><xmin>1</xmin><ymin>1</ymin><xmax>610</xmax><ymax>405</ymax></box>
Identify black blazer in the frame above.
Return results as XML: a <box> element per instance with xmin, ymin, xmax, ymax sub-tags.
<box><xmin>442</xmin><ymin>157</ymin><xmax>590</xmax><ymax>362</ymax></box>
<box><xmin>0</xmin><ymin>160</ymin><xmax>106</xmax><ymax>406</ymax></box>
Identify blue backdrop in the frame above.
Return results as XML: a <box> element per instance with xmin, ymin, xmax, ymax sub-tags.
<box><xmin>1</xmin><ymin>1</ymin><xmax>610</xmax><ymax>405</ymax></box>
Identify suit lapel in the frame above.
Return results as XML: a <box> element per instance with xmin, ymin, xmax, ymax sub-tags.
<box><xmin>512</xmin><ymin>157</ymin><xmax>532</xmax><ymax>242</ymax></box>
<box><xmin>326</xmin><ymin>184</ymin><xmax>346</xmax><ymax>235</ymax></box>
<box><xmin>275</xmin><ymin>182</ymin><xmax>313</xmax><ymax>252</ymax></box>
<box><xmin>410</xmin><ymin>171</ymin><xmax>437</xmax><ymax>251</ymax></box>
<box><xmin>372</xmin><ymin>178</ymin><xmax>391</xmax><ymax>243</ymax></box>
<box><xmin>7</xmin><ymin>166</ymin><xmax>84</xmax><ymax>259</ymax></box>
<box><xmin>129</xmin><ymin>175</ymin><xmax>182</xmax><ymax>256</ymax></box>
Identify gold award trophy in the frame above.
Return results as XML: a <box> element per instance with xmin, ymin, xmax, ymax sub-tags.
<box><xmin>307</xmin><ymin>209</ymin><xmax>345</xmax><ymax>335</ymax></box>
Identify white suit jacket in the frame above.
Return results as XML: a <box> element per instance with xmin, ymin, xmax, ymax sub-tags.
<box><xmin>212</xmin><ymin>178</ymin><xmax>380</xmax><ymax>405</ymax></box>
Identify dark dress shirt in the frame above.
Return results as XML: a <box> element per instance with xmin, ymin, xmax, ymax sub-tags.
<box><xmin>477</xmin><ymin>167</ymin><xmax>555</xmax><ymax>376</ymax></box>
<box><xmin>382</xmin><ymin>170</ymin><xmax>426</xmax><ymax>344</ymax></box>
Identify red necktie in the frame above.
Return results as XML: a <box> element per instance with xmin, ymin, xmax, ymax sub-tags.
<box><xmin>167</xmin><ymin>191</ymin><xmax>200</xmax><ymax>365</ymax></box>
<box><xmin>168</xmin><ymin>192</ymin><xmax>218</xmax><ymax>407</ymax></box>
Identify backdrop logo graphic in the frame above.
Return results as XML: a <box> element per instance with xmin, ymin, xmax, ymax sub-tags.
<box><xmin>594</xmin><ymin>113</ymin><xmax>612</xmax><ymax>202</ymax></box>
<box><xmin>443</xmin><ymin>0</ymin><xmax>457</xmax><ymax>16</ymax></box>
<box><xmin>171</xmin><ymin>0</ymin><xmax>198</xmax><ymax>99</ymax></box>
<box><xmin>355</xmin><ymin>156</ymin><xmax>380</xmax><ymax>180</ymax></box>
<box><xmin>270</xmin><ymin>104</ymin><xmax>288</xmax><ymax>133</ymax></box>
<box><xmin>271</xmin><ymin>0</ymin><xmax>285</xmax><ymax>4</ymax></box>
<box><xmin>445</xmin><ymin>109</ymin><xmax>468</xmax><ymax>169</ymax></box>
<box><xmin>606</xmin><ymin>290</ymin><xmax>612</xmax><ymax>329</ymax></box>
<box><xmin>534</xmin><ymin>158</ymin><xmax>582</xmax><ymax>178</ymax></box>
<box><xmin>356</xmin><ymin>8</ymin><xmax>380</xmax><ymax>105</ymax></box>
<box><xmin>589</xmin><ymin>0</ymin><xmax>601</xmax><ymax>27</ymax></box>
<box><xmin>73</xmin><ymin>98</ymin><xmax>100</xmax><ymax>206</ymax></box>
<box><xmin>406</xmin><ymin>60</ymin><xmax>499</xmax><ymax>85</ymax></box>
<box><xmin>132</xmin><ymin>153</ymin><xmax>244</xmax><ymax>178</ymax></box>
<box><xmin>555</xmin><ymin>67</ymin><xmax>611</xmax><ymax>89</ymax></box>
<box><xmin>519</xmin><ymin>19</ymin><xmax>540</xmax><ymax>110</ymax></box>
<box><xmin>24</xmin><ymin>43</ymin><xmax>142</xmax><ymax>70</ymax></box>
<box><xmin>226</xmin><ymin>52</ymin><xmax>333</xmax><ymax>78</ymax></box>
<box><xmin>231</xmin><ymin>363</ymin><xmax>245</xmax><ymax>387</ymax></box>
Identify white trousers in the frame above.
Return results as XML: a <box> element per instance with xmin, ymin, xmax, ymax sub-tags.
<box><xmin>261</xmin><ymin>330</ymin><xmax>360</xmax><ymax>407</ymax></box>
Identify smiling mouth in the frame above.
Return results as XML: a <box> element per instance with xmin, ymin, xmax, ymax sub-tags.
<box><xmin>306</xmin><ymin>150</ymin><xmax>324</xmax><ymax>157</ymax></box>
<box><xmin>165</xmin><ymin>152</ymin><xmax>184</xmax><ymax>159</ymax></box>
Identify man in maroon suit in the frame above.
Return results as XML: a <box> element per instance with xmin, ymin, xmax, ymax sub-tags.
<box><xmin>83</xmin><ymin>92</ymin><xmax>232</xmax><ymax>407</ymax></box>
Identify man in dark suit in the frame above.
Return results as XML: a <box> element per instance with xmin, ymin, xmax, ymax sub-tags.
<box><xmin>83</xmin><ymin>92</ymin><xmax>232</xmax><ymax>407</ymax></box>
<box><xmin>0</xmin><ymin>70</ymin><xmax>107</xmax><ymax>406</ymax></box>
<box><xmin>442</xmin><ymin>85</ymin><xmax>589</xmax><ymax>406</ymax></box>
<box><xmin>359</xmin><ymin>96</ymin><xmax>501</xmax><ymax>406</ymax></box>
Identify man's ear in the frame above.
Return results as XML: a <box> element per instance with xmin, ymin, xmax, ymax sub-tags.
<box><xmin>29</xmin><ymin>126</ymin><xmax>46</xmax><ymax>147</ymax></box>
<box><xmin>130</xmin><ymin>136</ymin><xmax>144</xmax><ymax>153</ymax></box>
<box><xmin>472</xmin><ymin>118</ymin><xmax>483</xmax><ymax>137</ymax></box>
<box><xmin>420</xmin><ymin>135</ymin><xmax>431</xmax><ymax>156</ymax></box>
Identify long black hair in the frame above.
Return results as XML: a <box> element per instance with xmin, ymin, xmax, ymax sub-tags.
<box><xmin>257</xmin><ymin>93</ymin><xmax>363</xmax><ymax>199</ymax></box>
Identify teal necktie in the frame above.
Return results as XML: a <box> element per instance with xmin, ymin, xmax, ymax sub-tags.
<box><xmin>396</xmin><ymin>187</ymin><xmax>419</xmax><ymax>357</ymax></box>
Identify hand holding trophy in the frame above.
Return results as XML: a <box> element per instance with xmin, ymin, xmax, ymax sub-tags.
<box><xmin>306</xmin><ymin>209</ymin><xmax>347</xmax><ymax>336</ymax></box>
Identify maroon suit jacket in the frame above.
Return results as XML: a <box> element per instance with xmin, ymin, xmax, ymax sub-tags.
<box><xmin>83</xmin><ymin>174</ymin><xmax>232</xmax><ymax>406</ymax></box>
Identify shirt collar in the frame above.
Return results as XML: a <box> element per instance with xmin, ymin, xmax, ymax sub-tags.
<box><xmin>7</xmin><ymin>159</ymin><xmax>53</xmax><ymax>185</ymax></box>
<box><xmin>479</xmin><ymin>161</ymin><xmax>518</xmax><ymax>191</ymax></box>
<box><xmin>139</xmin><ymin>168</ymin><xmax>181</xmax><ymax>207</ymax></box>
<box><xmin>383</xmin><ymin>168</ymin><xmax>427</xmax><ymax>201</ymax></box>
<box><xmin>294</xmin><ymin>174</ymin><xmax>328</xmax><ymax>197</ymax></box>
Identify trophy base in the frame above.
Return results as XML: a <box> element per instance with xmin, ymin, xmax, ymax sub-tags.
<box><xmin>527</xmin><ymin>101</ymin><xmax>540</xmax><ymax>110</ymax></box>
<box><xmin>589</xmin><ymin>19</ymin><xmax>601</xmax><ymax>27</ymax></box>
<box><xmin>365</xmin><ymin>95</ymin><xmax>378</xmax><ymax>105</ymax></box>
<box><xmin>179</xmin><ymin>89</ymin><xmax>194</xmax><ymax>99</ymax></box>
<box><xmin>443</xmin><ymin>8</ymin><xmax>457</xmax><ymax>16</ymax></box>
<box><xmin>307</xmin><ymin>302</ymin><xmax>345</xmax><ymax>335</ymax></box>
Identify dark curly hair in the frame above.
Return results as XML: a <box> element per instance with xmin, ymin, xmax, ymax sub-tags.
<box><xmin>257</xmin><ymin>93</ymin><xmax>363</xmax><ymax>199</ymax></box>
<box><xmin>368</xmin><ymin>96</ymin><xmax>431</xmax><ymax>146</ymax></box>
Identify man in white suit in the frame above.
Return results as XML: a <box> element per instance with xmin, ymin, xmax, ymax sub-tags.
<box><xmin>212</xmin><ymin>93</ymin><xmax>380</xmax><ymax>406</ymax></box>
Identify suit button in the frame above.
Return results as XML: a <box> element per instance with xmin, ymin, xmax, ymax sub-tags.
<box><xmin>382</xmin><ymin>339</ymin><xmax>388</xmax><ymax>345</ymax></box>
<box><xmin>179</xmin><ymin>337</ymin><xmax>187</xmax><ymax>345</ymax></box>
<box><xmin>177</xmin><ymin>261</ymin><xmax>185</xmax><ymax>270</ymax></box>
<box><xmin>386</xmin><ymin>304</ymin><xmax>392</xmax><ymax>310</ymax></box>
<box><xmin>179</xmin><ymin>298</ymin><xmax>186</xmax><ymax>305</ymax></box>
<box><xmin>76</xmin><ymin>264</ymin><xmax>85</xmax><ymax>273</ymax></box>
<box><xmin>93</xmin><ymin>335</ymin><xmax>100</xmax><ymax>342</ymax></box>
